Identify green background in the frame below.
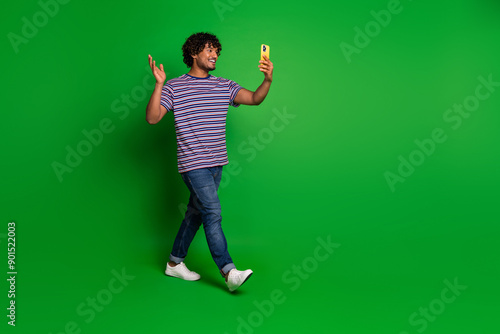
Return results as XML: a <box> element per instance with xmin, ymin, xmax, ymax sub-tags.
<box><xmin>1</xmin><ymin>0</ymin><xmax>499</xmax><ymax>333</ymax></box>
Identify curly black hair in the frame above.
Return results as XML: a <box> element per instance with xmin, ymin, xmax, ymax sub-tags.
<box><xmin>182</xmin><ymin>32</ymin><xmax>222</xmax><ymax>68</ymax></box>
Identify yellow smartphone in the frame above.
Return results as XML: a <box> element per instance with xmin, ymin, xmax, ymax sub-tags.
<box><xmin>261</xmin><ymin>44</ymin><xmax>270</xmax><ymax>61</ymax></box>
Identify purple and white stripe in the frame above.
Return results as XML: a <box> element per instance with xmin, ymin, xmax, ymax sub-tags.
<box><xmin>160</xmin><ymin>74</ymin><xmax>242</xmax><ymax>173</ymax></box>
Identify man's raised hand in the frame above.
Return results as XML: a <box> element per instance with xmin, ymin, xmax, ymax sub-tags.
<box><xmin>148</xmin><ymin>54</ymin><xmax>166</xmax><ymax>85</ymax></box>
<box><xmin>258</xmin><ymin>55</ymin><xmax>273</xmax><ymax>83</ymax></box>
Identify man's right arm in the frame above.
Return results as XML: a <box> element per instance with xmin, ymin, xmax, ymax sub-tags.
<box><xmin>146</xmin><ymin>54</ymin><xmax>168</xmax><ymax>124</ymax></box>
<box><xmin>146</xmin><ymin>83</ymin><xmax>167</xmax><ymax>124</ymax></box>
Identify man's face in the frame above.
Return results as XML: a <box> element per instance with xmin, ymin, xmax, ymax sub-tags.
<box><xmin>193</xmin><ymin>43</ymin><xmax>219</xmax><ymax>71</ymax></box>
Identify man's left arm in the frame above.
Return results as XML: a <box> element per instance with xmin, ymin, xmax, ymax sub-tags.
<box><xmin>234</xmin><ymin>55</ymin><xmax>273</xmax><ymax>106</ymax></box>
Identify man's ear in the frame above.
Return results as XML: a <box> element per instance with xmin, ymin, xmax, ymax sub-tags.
<box><xmin>191</xmin><ymin>53</ymin><xmax>198</xmax><ymax>66</ymax></box>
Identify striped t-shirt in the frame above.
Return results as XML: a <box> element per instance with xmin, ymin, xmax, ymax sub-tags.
<box><xmin>160</xmin><ymin>73</ymin><xmax>243</xmax><ymax>173</ymax></box>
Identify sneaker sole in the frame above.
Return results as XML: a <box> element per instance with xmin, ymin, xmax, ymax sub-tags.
<box><xmin>165</xmin><ymin>270</ymin><xmax>201</xmax><ymax>281</ymax></box>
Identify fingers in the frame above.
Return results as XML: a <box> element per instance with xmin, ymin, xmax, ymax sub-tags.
<box><xmin>149</xmin><ymin>55</ymin><xmax>157</xmax><ymax>74</ymax></box>
<box><xmin>258</xmin><ymin>58</ymin><xmax>273</xmax><ymax>72</ymax></box>
<box><xmin>160</xmin><ymin>63</ymin><xmax>164</xmax><ymax>72</ymax></box>
<box><xmin>259</xmin><ymin>57</ymin><xmax>273</xmax><ymax>66</ymax></box>
<box><xmin>258</xmin><ymin>64</ymin><xmax>268</xmax><ymax>72</ymax></box>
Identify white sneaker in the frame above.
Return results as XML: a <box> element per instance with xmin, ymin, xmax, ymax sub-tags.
<box><xmin>226</xmin><ymin>269</ymin><xmax>253</xmax><ymax>292</ymax></box>
<box><xmin>165</xmin><ymin>262</ymin><xmax>200</xmax><ymax>281</ymax></box>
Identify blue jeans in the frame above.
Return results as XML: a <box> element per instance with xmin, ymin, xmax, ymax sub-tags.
<box><xmin>169</xmin><ymin>166</ymin><xmax>235</xmax><ymax>276</ymax></box>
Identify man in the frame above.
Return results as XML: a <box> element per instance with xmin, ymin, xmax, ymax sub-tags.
<box><xmin>146</xmin><ymin>32</ymin><xmax>273</xmax><ymax>292</ymax></box>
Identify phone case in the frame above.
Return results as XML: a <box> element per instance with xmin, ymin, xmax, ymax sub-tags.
<box><xmin>261</xmin><ymin>44</ymin><xmax>270</xmax><ymax>61</ymax></box>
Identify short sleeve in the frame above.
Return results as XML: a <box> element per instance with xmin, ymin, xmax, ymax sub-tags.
<box><xmin>160</xmin><ymin>84</ymin><xmax>174</xmax><ymax>111</ymax></box>
<box><xmin>228</xmin><ymin>80</ymin><xmax>243</xmax><ymax>108</ymax></box>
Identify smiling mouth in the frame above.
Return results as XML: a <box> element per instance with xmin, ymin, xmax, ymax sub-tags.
<box><xmin>209</xmin><ymin>59</ymin><xmax>216</xmax><ymax>64</ymax></box>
